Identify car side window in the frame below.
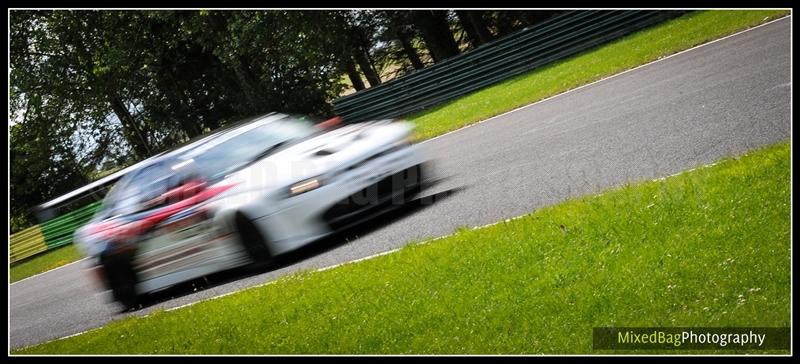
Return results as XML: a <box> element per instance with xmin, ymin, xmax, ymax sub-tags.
<box><xmin>107</xmin><ymin>161</ymin><xmax>172</xmax><ymax>216</ymax></box>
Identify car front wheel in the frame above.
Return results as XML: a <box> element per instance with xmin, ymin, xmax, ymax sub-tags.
<box><xmin>235</xmin><ymin>212</ymin><xmax>272</xmax><ymax>265</ymax></box>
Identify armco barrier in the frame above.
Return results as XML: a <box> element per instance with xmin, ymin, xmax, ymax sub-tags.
<box><xmin>40</xmin><ymin>201</ymin><xmax>103</xmax><ymax>250</ymax></box>
<box><xmin>10</xmin><ymin>201</ymin><xmax>102</xmax><ymax>264</ymax></box>
<box><xmin>333</xmin><ymin>10</ymin><xmax>688</xmax><ymax>122</ymax></box>
<box><xmin>9</xmin><ymin>225</ymin><xmax>48</xmax><ymax>264</ymax></box>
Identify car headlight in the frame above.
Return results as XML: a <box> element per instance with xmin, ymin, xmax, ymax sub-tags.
<box><xmin>289</xmin><ymin>178</ymin><xmax>322</xmax><ymax>196</ymax></box>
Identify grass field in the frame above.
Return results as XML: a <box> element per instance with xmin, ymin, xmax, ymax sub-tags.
<box><xmin>15</xmin><ymin>141</ymin><xmax>790</xmax><ymax>354</ymax></box>
<box><xmin>409</xmin><ymin>10</ymin><xmax>790</xmax><ymax>140</ymax></box>
<box><xmin>9</xmin><ymin>10</ymin><xmax>788</xmax><ymax>284</ymax></box>
<box><xmin>10</xmin><ymin>244</ymin><xmax>83</xmax><ymax>283</ymax></box>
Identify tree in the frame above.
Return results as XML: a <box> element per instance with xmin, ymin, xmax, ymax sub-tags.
<box><xmin>10</xmin><ymin>10</ymin><xmax>355</xmax><ymax>232</ymax></box>
<box><xmin>11</xmin><ymin>11</ymin><xmax>154</xmax><ymax>159</ymax></box>
<box><xmin>410</xmin><ymin>10</ymin><xmax>460</xmax><ymax>63</ymax></box>
<box><xmin>455</xmin><ymin>10</ymin><xmax>493</xmax><ymax>48</ymax></box>
<box><xmin>10</xmin><ymin>121</ymin><xmax>93</xmax><ymax>232</ymax></box>
<box><xmin>378</xmin><ymin>10</ymin><xmax>426</xmax><ymax>71</ymax></box>
<box><xmin>57</xmin><ymin>11</ymin><xmax>155</xmax><ymax>157</ymax></box>
<box><xmin>343</xmin><ymin>58</ymin><xmax>367</xmax><ymax>91</ymax></box>
<box><xmin>10</xmin><ymin>10</ymin><xmax>148</xmax><ymax>231</ymax></box>
<box><xmin>487</xmin><ymin>10</ymin><xmax>565</xmax><ymax>38</ymax></box>
<box><xmin>332</xmin><ymin>11</ymin><xmax>383</xmax><ymax>87</ymax></box>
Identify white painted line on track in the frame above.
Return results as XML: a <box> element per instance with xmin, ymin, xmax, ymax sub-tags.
<box><xmin>10</xmin><ymin>257</ymin><xmax>88</xmax><ymax>286</ymax></box>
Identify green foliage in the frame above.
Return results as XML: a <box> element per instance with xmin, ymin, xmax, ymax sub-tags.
<box><xmin>15</xmin><ymin>142</ymin><xmax>790</xmax><ymax>354</ymax></box>
<box><xmin>8</xmin><ymin>10</ymin><xmax>361</xmax><ymax>229</ymax></box>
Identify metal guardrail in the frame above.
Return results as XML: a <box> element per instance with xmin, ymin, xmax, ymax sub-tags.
<box><xmin>9</xmin><ymin>225</ymin><xmax>47</xmax><ymax>264</ymax></box>
<box><xmin>333</xmin><ymin>10</ymin><xmax>688</xmax><ymax>122</ymax></box>
<box><xmin>40</xmin><ymin>201</ymin><xmax>102</xmax><ymax>250</ymax></box>
<box><xmin>10</xmin><ymin>201</ymin><xmax>102</xmax><ymax>264</ymax></box>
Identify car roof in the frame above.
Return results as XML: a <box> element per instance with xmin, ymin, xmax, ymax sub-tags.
<box><xmin>123</xmin><ymin>113</ymin><xmax>291</xmax><ymax>170</ymax></box>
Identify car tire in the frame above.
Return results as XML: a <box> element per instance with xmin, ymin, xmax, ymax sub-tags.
<box><xmin>235</xmin><ymin>212</ymin><xmax>272</xmax><ymax>265</ymax></box>
<box><xmin>100</xmin><ymin>247</ymin><xmax>140</xmax><ymax>311</ymax></box>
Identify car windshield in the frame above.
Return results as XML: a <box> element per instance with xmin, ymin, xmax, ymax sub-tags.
<box><xmin>102</xmin><ymin>115</ymin><xmax>317</xmax><ymax>216</ymax></box>
<box><xmin>185</xmin><ymin>116</ymin><xmax>316</xmax><ymax>181</ymax></box>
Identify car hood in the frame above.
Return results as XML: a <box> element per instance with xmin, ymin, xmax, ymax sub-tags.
<box><xmin>217</xmin><ymin>119</ymin><xmax>412</xmax><ymax>196</ymax></box>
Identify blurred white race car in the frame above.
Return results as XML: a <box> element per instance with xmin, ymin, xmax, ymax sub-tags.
<box><xmin>75</xmin><ymin>113</ymin><xmax>429</xmax><ymax>309</ymax></box>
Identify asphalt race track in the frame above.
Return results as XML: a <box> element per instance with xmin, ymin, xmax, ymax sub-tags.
<box><xmin>9</xmin><ymin>17</ymin><xmax>791</xmax><ymax>349</ymax></box>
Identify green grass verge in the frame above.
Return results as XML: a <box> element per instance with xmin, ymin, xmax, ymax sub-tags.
<box><xmin>15</xmin><ymin>141</ymin><xmax>790</xmax><ymax>354</ymax></box>
<box><xmin>10</xmin><ymin>244</ymin><xmax>83</xmax><ymax>283</ymax></box>
<box><xmin>409</xmin><ymin>10</ymin><xmax>790</xmax><ymax>140</ymax></box>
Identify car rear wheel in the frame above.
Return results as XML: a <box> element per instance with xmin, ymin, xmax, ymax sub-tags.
<box><xmin>235</xmin><ymin>212</ymin><xmax>272</xmax><ymax>265</ymax></box>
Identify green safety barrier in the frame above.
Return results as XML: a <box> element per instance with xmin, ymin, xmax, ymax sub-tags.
<box><xmin>40</xmin><ymin>201</ymin><xmax>103</xmax><ymax>250</ymax></box>
<box><xmin>10</xmin><ymin>201</ymin><xmax>103</xmax><ymax>264</ymax></box>
<box><xmin>333</xmin><ymin>10</ymin><xmax>688</xmax><ymax>122</ymax></box>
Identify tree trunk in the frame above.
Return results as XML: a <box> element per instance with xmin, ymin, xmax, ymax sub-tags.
<box><xmin>177</xmin><ymin>114</ymin><xmax>202</xmax><ymax>138</ymax></box>
<box><xmin>79</xmin><ymin>132</ymin><xmax>112</xmax><ymax>169</ymax></box>
<box><xmin>344</xmin><ymin>57</ymin><xmax>366</xmax><ymax>91</ymax></box>
<box><xmin>207</xmin><ymin>13</ymin><xmax>261</xmax><ymax>112</ymax></box>
<box><xmin>69</xmin><ymin>18</ymin><xmax>152</xmax><ymax>159</ymax></box>
<box><xmin>107</xmin><ymin>94</ymin><xmax>151</xmax><ymax>158</ymax></box>
<box><xmin>411</xmin><ymin>10</ymin><xmax>460</xmax><ymax>63</ymax></box>
<box><xmin>231</xmin><ymin>57</ymin><xmax>261</xmax><ymax>112</ymax></box>
<box><xmin>466</xmin><ymin>11</ymin><xmax>493</xmax><ymax>44</ymax></box>
<box><xmin>455</xmin><ymin>10</ymin><xmax>484</xmax><ymax>47</ymax></box>
<box><xmin>354</xmin><ymin>49</ymin><xmax>382</xmax><ymax>87</ymax></box>
<box><xmin>397</xmin><ymin>30</ymin><xmax>425</xmax><ymax>70</ymax></box>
